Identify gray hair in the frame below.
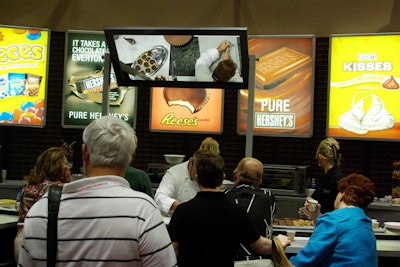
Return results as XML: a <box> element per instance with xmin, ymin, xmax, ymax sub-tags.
<box><xmin>82</xmin><ymin>116</ymin><xmax>136</xmax><ymax>167</ymax></box>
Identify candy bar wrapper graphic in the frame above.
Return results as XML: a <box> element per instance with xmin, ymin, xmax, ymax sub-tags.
<box><xmin>68</xmin><ymin>70</ymin><xmax>126</xmax><ymax>105</ymax></box>
<box><xmin>71</xmin><ymin>71</ymin><xmax>118</xmax><ymax>94</ymax></box>
<box><xmin>256</xmin><ymin>47</ymin><xmax>311</xmax><ymax>90</ymax></box>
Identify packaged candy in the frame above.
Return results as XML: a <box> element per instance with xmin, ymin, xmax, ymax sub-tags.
<box><xmin>24</xmin><ymin>74</ymin><xmax>42</xmax><ymax>96</ymax></box>
<box><xmin>8</xmin><ymin>73</ymin><xmax>26</xmax><ymax>96</ymax></box>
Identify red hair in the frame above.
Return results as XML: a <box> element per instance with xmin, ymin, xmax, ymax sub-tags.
<box><xmin>338</xmin><ymin>173</ymin><xmax>375</xmax><ymax>209</ymax></box>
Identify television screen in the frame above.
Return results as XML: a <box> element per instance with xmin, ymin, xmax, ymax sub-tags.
<box><xmin>150</xmin><ymin>87</ymin><xmax>224</xmax><ymax>134</ymax></box>
<box><xmin>62</xmin><ymin>30</ymin><xmax>137</xmax><ymax>128</ymax></box>
<box><xmin>327</xmin><ymin>33</ymin><xmax>400</xmax><ymax>141</ymax></box>
<box><xmin>104</xmin><ymin>27</ymin><xmax>249</xmax><ymax>89</ymax></box>
<box><xmin>237</xmin><ymin>35</ymin><xmax>315</xmax><ymax>137</ymax></box>
<box><xmin>0</xmin><ymin>25</ymin><xmax>50</xmax><ymax>127</ymax></box>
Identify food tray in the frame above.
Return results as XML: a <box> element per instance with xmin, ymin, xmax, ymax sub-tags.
<box><xmin>273</xmin><ymin>224</ymin><xmax>314</xmax><ymax>230</ymax></box>
<box><xmin>131</xmin><ymin>45</ymin><xmax>168</xmax><ymax>77</ymax></box>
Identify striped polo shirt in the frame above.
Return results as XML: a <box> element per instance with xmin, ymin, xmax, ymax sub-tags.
<box><xmin>19</xmin><ymin>175</ymin><xmax>177</xmax><ymax>267</ymax></box>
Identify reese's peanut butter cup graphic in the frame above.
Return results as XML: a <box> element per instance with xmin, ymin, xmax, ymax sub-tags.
<box><xmin>163</xmin><ymin>88</ymin><xmax>209</xmax><ymax>114</ymax></box>
<box><xmin>163</xmin><ymin>35</ymin><xmax>193</xmax><ymax>46</ymax></box>
<box><xmin>338</xmin><ymin>92</ymin><xmax>394</xmax><ymax>135</ymax></box>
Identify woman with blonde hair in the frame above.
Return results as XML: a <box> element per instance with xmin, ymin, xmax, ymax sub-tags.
<box><xmin>199</xmin><ymin>137</ymin><xmax>220</xmax><ymax>155</ymax></box>
<box><xmin>310</xmin><ymin>137</ymin><xmax>345</xmax><ymax>214</ymax></box>
<box><xmin>14</xmin><ymin>147</ymin><xmax>71</xmax><ymax>262</ymax></box>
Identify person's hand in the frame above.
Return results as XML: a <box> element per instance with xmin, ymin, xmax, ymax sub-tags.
<box><xmin>171</xmin><ymin>200</ymin><xmax>180</xmax><ymax>211</ymax></box>
<box><xmin>304</xmin><ymin>197</ymin><xmax>321</xmax><ymax>222</ymax></box>
<box><xmin>217</xmin><ymin>40</ymin><xmax>231</xmax><ymax>53</ymax></box>
<box><xmin>276</xmin><ymin>234</ymin><xmax>291</xmax><ymax>247</ymax></box>
<box><xmin>308</xmin><ymin>202</ymin><xmax>321</xmax><ymax>222</ymax></box>
<box><xmin>221</xmin><ymin>46</ymin><xmax>231</xmax><ymax>60</ymax></box>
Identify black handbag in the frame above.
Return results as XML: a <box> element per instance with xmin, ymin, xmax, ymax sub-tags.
<box><xmin>47</xmin><ymin>185</ymin><xmax>63</xmax><ymax>267</ymax></box>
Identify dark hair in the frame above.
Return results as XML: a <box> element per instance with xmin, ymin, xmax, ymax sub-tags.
<box><xmin>212</xmin><ymin>59</ymin><xmax>237</xmax><ymax>82</ymax></box>
<box><xmin>24</xmin><ymin>147</ymin><xmax>70</xmax><ymax>184</ymax></box>
<box><xmin>338</xmin><ymin>173</ymin><xmax>375</xmax><ymax>209</ymax></box>
<box><xmin>195</xmin><ymin>151</ymin><xmax>225</xmax><ymax>188</ymax></box>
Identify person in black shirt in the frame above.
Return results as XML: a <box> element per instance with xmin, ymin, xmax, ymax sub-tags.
<box><xmin>168</xmin><ymin>151</ymin><xmax>290</xmax><ymax>267</ymax></box>
<box><xmin>225</xmin><ymin>157</ymin><xmax>276</xmax><ymax>260</ymax></box>
<box><xmin>310</xmin><ymin>137</ymin><xmax>345</xmax><ymax>214</ymax></box>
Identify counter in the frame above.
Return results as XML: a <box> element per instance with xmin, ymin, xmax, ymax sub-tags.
<box><xmin>368</xmin><ymin>201</ymin><xmax>400</xmax><ymax>212</ymax></box>
<box><xmin>273</xmin><ymin>196</ymin><xmax>400</xmax><ymax>222</ymax></box>
<box><xmin>367</xmin><ymin>201</ymin><xmax>400</xmax><ymax>223</ymax></box>
<box><xmin>0</xmin><ymin>180</ymin><xmax>24</xmax><ymax>199</ymax></box>
<box><xmin>0</xmin><ymin>213</ymin><xmax>18</xmax><ymax>230</ymax></box>
<box><xmin>0</xmin><ymin>212</ymin><xmax>18</xmax><ymax>266</ymax></box>
<box><xmin>284</xmin><ymin>233</ymin><xmax>400</xmax><ymax>257</ymax></box>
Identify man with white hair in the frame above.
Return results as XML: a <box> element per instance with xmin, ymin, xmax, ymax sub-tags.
<box><xmin>19</xmin><ymin>116</ymin><xmax>177</xmax><ymax>267</ymax></box>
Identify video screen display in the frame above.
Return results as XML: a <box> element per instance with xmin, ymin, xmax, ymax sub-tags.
<box><xmin>327</xmin><ymin>33</ymin><xmax>400</xmax><ymax>141</ymax></box>
<box><xmin>150</xmin><ymin>87</ymin><xmax>224</xmax><ymax>134</ymax></box>
<box><xmin>62</xmin><ymin>30</ymin><xmax>137</xmax><ymax>128</ymax></box>
<box><xmin>237</xmin><ymin>35</ymin><xmax>315</xmax><ymax>137</ymax></box>
<box><xmin>0</xmin><ymin>25</ymin><xmax>50</xmax><ymax>127</ymax></box>
<box><xmin>104</xmin><ymin>27</ymin><xmax>249</xmax><ymax>89</ymax></box>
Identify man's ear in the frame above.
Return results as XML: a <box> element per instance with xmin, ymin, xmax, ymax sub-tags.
<box><xmin>82</xmin><ymin>144</ymin><xmax>90</xmax><ymax>164</ymax></box>
<box><xmin>232</xmin><ymin>170</ymin><xmax>239</xmax><ymax>185</ymax></box>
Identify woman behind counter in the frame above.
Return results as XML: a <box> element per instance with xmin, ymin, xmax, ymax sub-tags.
<box><xmin>14</xmin><ymin>147</ymin><xmax>71</xmax><ymax>262</ymax></box>
<box><xmin>311</xmin><ymin>137</ymin><xmax>345</xmax><ymax>214</ymax></box>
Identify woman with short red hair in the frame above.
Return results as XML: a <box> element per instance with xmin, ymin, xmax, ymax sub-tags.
<box><xmin>290</xmin><ymin>173</ymin><xmax>377</xmax><ymax>267</ymax></box>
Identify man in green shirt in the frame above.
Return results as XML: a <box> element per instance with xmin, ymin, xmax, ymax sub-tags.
<box><xmin>124</xmin><ymin>134</ymin><xmax>154</xmax><ymax>198</ymax></box>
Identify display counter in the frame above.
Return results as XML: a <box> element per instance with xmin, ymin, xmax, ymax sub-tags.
<box><xmin>367</xmin><ymin>201</ymin><xmax>400</xmax><ymax>222</ymax></box>
<box><xmin>0</xmin><ymin>211</ymin><xmax>18</xmax><ymax>266</ymax></box>
<box><xmin>0</xmin><ymin>213</ymin><xmax>18</xmax><ymax>230</ymax></box>
<box><xmin>0</xmin><ymin>180</ymin><xmax>24</xmax><ymax>199</ymax></box>
<box><xmin>274</xmin><ymin>196</ymin><xmax>400</xmax><ymax>223</ymax></box>
<box><xmin>279</xmin><ymin>226</ymin><xmax>400</xmax><ymax>266</ymax></box>
<box><xmin>284</xmin><ymin>236</ymin><xmax>400</xmax><ymax>257</ymax></box>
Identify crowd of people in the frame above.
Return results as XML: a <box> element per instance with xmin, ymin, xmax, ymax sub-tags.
<box><xmin>14</xmin><ymin>116</ymin><xmax>379</xmax><ymax>267</ymax></box>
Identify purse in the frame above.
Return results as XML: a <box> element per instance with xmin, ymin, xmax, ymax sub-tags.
<box><xmin>47</xmin><ymin>185</ymin><xmax>63</xmax><ymax>267</ymax></box>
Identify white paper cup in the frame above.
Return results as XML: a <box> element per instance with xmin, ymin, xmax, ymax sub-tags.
<box><xmin>307</xmin><ymin>199</ymin><xmax>318</xmax><ymax>212</ymax></box>
<box><xmin>1</xmin><ymin>169</ymin><xmax>6</xmax><ymax>183</ymax></box>
<box><xmin>287</xmin><ymin>230</ymin><xmax>296</xmax><ymax>241</ymax></box>
<box><xmin>372</xmin><ymin>219</ymin><xmax>379</xmax><ymax>230</ymax></box>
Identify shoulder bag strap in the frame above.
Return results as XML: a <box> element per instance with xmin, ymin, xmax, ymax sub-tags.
<box><xmin>47</xmin><ymin>185</ymin><xmax>63</xmax><ymax>267</ymax></box>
